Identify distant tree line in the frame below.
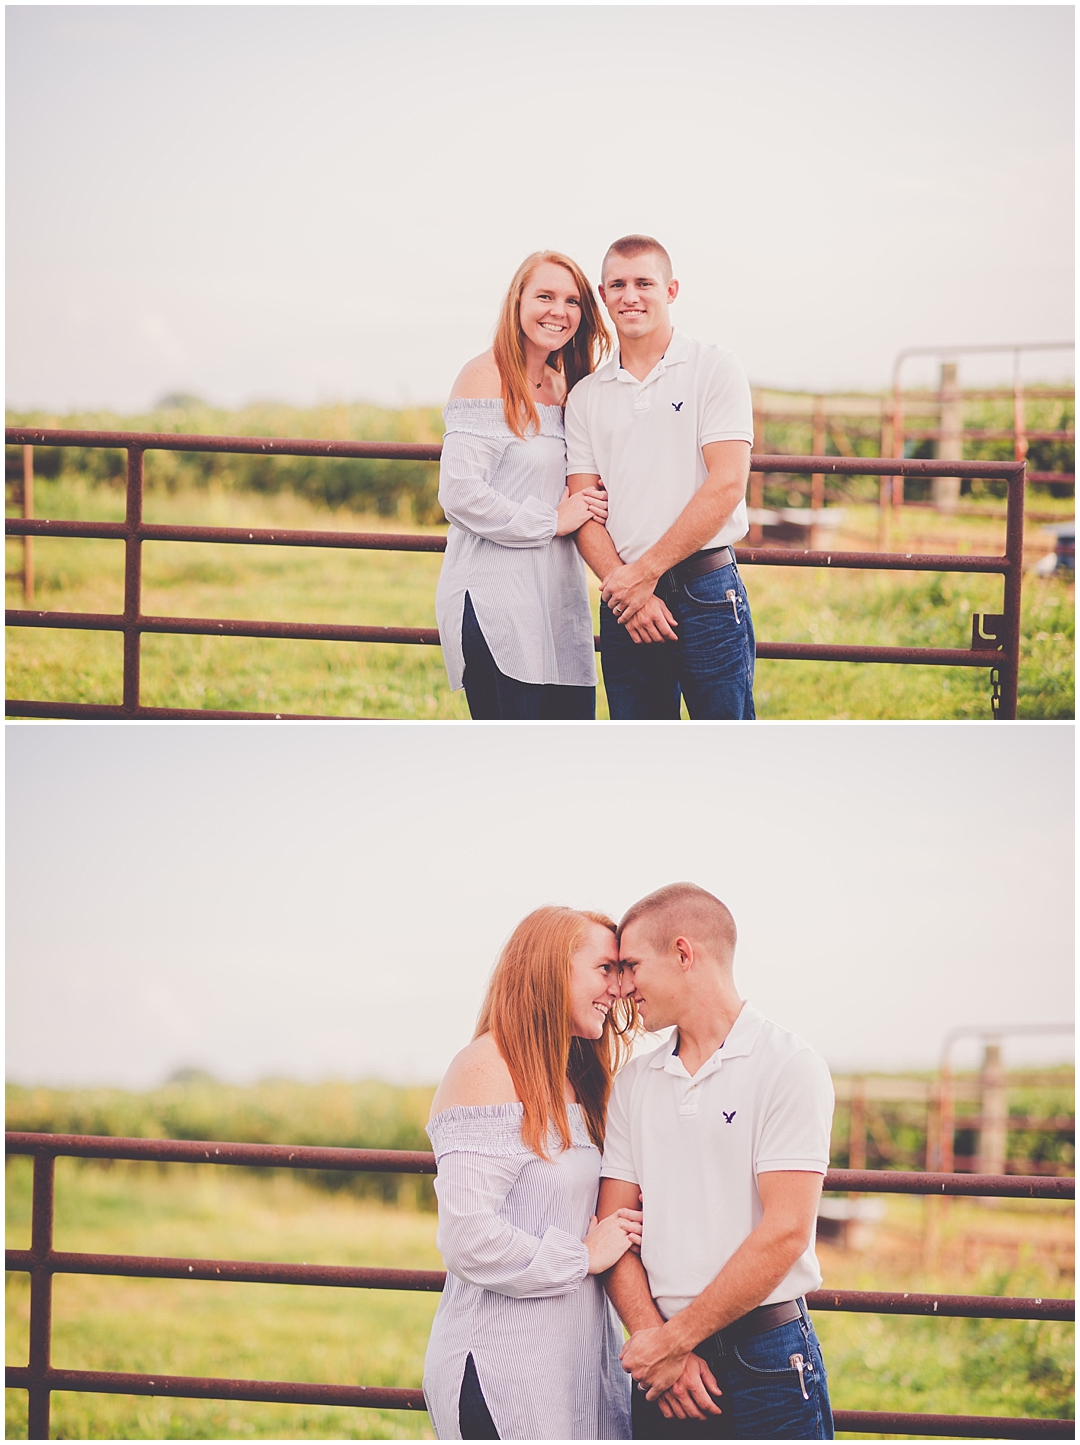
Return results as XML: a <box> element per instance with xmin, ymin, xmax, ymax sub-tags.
<box><xmin>5</xmin><ymin>397</ymin><xmax>447</xmax><ymax>525</ymax></box>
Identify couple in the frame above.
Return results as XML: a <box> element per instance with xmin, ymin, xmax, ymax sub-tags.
<box><xmin>422</xmin><ymin>883</ymin><xmax>836</xmax><ymax>1440</ymax></box>
<box><xmin>434</xmin><ymin>236</ymin><xmax>757</xmax><ymax>721</ymax></box>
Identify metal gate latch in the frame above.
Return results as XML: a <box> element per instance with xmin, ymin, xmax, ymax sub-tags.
<box><xmin>971</xmin><ymin>614</ymin><xmax>1005</xmax><ymax>651</ymax></box>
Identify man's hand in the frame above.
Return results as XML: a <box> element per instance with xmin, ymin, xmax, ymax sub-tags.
<box><xmin>600</xmin><ymin>560</ymin><xmax>658</xmax><ymax>624</ymax></box>
<box><xmin>655</xmin><ymin>1354</ymin><xmax>723</xmax><ymax>1421</ymax></box>
<box><xmin>619</xmin><ymin>1324</ymin><xmax>691</xmax><ymax>1399</ymax></box>
<box><xmin>623</xmin><ymin>595</ymin><xmax>679</xmax><ymax>644</ymax></box>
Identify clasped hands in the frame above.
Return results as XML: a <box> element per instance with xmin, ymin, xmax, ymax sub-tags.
<box><xmin>619</xmin><ymin>1324</ymin><xmax>723</xmax><ymax>1422</ymax></box>
<box><xmin>601</xmin><ymin>562</ymin><xmax>678</xmax><ymax>645</ymax></box>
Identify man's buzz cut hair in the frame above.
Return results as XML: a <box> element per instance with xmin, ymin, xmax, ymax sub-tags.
<box><xmin>602</xmin><ymin>234</ymin><xmax>673</xmax><ymax>283</ymax></box>
<box><xmin>618</xmin><ymin>882</ymin><xmax>737</xmax><ymax>963</ymax></box>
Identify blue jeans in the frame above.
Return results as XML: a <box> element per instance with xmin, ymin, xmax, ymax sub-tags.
<box><xmin>631</xmin><ymin>1306</ymin><xmax>833</xmax><ymax>1439</ymax></box>
<box><xmin>599</xmin><ymin>563</ymin><xmax>756</xmax><ymax>720</ymax></box>
<box><xmin>461</xmin><ymin>593</ymin><xmax>596</xmax><ymax>721</ymax></box>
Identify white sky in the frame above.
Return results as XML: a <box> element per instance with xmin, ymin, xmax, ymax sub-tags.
<box><xmin>6</xmin><ymin>723</ymin><xmax>1074</xmax><ymax>1089</ymax></box>
<box><xmin>6</xmin><ymin>4</ymin><xmax>1074</xmax><ymax>413</ymax></box>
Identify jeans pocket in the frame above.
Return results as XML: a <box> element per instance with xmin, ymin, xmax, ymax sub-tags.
<box><xmin>682</xmin><ymin>565</ymin><xmax>742</xmax><ymax>610</ymax></box>
<box><xmin>732</xmin><ymin>1320</ymin><xmax>818</xmax><ymax>1391</ymax></box>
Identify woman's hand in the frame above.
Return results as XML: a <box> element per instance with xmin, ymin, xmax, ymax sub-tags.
<box><xmin>555</xmin><ymin>485</ymin><xmax>608</xmax><ymax>536</ymax></box>
<box><xmin>584</xmin><ymin>1208</ymin><xmax>643</xmax><ymax>1274</ymax></box>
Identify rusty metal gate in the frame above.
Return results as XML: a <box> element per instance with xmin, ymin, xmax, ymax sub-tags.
<box><xmin>5</xmin><ymin>428</ymin><xmax>1027</xmax><ymax>719</ymax></box>
<box><xmin>6</xmin><ymin>1131</ymin><xmax>1073</xmax><ymax>1440</ymax></box>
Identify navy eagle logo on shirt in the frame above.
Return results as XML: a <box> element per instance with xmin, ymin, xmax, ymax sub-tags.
<box><xmin>723</xmin><ymin>1110</ymin><xmax>737</xmax><ymax>1124</ymax></box>
<box><xmin>672</xmin><ymin>401</ymin><xmax>684</xmax><ymax>412</ymax></box>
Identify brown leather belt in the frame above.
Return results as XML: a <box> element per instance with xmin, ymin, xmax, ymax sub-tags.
<box><xmin>714</xmin><ymin>1296</ymin><xmax>804</xmax><ymax>1344</ymax></box>
<box><xmin>663</xmin><ymin>546</ymin><xmax>737</xmax><ymax>589</ymax></box>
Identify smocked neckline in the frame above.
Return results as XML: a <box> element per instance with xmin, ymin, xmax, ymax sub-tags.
<box><xmin>428</xmin><ymin>1100</ymin><xmax>583</xmax><ymax>1127</ymax></box>
<box><xmin>443</xmin><ymin>397</ymin><xmax>564</xmax><ymax>411</ymax></box>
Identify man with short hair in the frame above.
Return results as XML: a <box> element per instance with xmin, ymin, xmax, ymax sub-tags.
<box><xmin>598</xmin><ymin>882</ymin><xmax>835</xmax><ymax>1439</ymax></box>
<box><xmin>565</xmin><ymin>237</ymin><xmax>756</xmax><ymax>719</ymax></box>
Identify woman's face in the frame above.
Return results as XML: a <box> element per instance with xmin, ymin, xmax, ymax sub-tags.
<box><xmin>518</xmin><ymin>262</ymin><xmax>583</xmax><ymax>355</ymax></box>
<box><xmin>568</xmin><ymin>922</ymin><xmax>622</xmax><ymax>1040</ymax></box>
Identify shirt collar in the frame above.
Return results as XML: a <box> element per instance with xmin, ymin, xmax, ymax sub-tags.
<box><xmin>598</xmin><ymin>329</ymin><xmax>690</xmax><ymax>383</ymax></box>
<box><xmin>646</xmin><ymin>1001</ymin><xmax>765</xmax><ymax>1073</ymax></box>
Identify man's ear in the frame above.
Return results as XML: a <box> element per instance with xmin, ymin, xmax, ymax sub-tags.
<box><xmin>674</xmin><ymin>935</ymin><xmax>695</xmax><ymax>972</ymax></box>
<box><xmin>598</xmin><ymin>283</ymin><xmax>607</xmax><ymax>304</ymax></box>
<box><xmin>667</xmin><ymin>278</ymin><xmax>680</xmax><ymax>304</ymax></box>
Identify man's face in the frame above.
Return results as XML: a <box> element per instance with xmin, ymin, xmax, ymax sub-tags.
<box><xmin>598</xmin><ymin>252</ymin><xmax>678</xmax><ymax>345</ymax></box>
<box><xmin>617</xmin><ymin>920</ymin><xmax>684</xmax><ymax>1031</ymax></box>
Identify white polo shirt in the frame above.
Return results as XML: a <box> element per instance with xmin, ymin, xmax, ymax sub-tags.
<box><xmin>600</xmin><ymin>1003</ymin><xmax>834</xmax><ymax>1321</ymax></box>
<box><xmin>564</xmin><ymin>330</ymin><xmax>754</xmax><ymax>565</ymax></box>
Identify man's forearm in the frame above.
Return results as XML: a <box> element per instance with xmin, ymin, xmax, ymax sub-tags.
<box><xmin>662</xmin><ymin>1219</ymin><xmax>806</xmax><ymax>1354</ymax></box>
<box><xmin>575</xmin><ymin>517</ymin><xmax>623</xmax><ymax>581</ymax></box>
<box><xmin>604</xmin><ymin>1249</ymin><xmax>666</xmax><ymax>1334</ymax></box>
<box><xmin>636</xmin><ymin>470</ymin><xmax>747</xmax><ymax>583</ymax></box>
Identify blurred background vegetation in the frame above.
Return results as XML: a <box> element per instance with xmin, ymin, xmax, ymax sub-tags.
<box><xmin>6</xmin><ymin>386</ymin><xmax>1074</xmax><ymax>517</ymax></box>
<box><xmin>7</xmin><ymin>1064</ymin><xmax>1073</xmax><ymax>1198</ymax></box>
<box><xmin>5</xmin><ymin>396</ymin><xmax>1075</xmax><ymax>720</ymax></box>
<box><xmin>6</xmin><ymin>1069</ymin><xmax>1074</xmax><ymax>1438</ymax></box>
<box><xmin>6</xmin><ymin>398</ymin><xmax>447</xmax><ymax>525</ymax></box>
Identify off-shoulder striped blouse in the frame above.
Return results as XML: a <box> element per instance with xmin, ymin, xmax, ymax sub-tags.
<box><xmin>434</xmin><ymin>398</ymin><xmax>597</xmax><ymax>692</ymax></box>
<box><xmin>422</xmin><ymin>1102</ymin><xmax>631</xmax><ymax>1440</ymax></box>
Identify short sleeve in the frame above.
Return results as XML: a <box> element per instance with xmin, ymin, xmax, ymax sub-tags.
<box><xmin>699</xmin><ymin>350</ymin><xmax>754</xmax><ymax>447</ymax></box>
<box><xmin>564</xmin><ymin>382</ymin><xmax>598</xmax><ymax>476</ymax></box>
<box><xmin>599</xmin><ymin>1067</ymin><xmax>639</xmax><ymax>1184</ymax></box>
<box><xmin>755</xmin><ymin>1049</ymin><xmax>834</xmax><ymax>1175</ymax></box>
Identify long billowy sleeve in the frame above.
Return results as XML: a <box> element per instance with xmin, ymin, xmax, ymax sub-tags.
<box><xmin>434</xmin><ymin>1149</ymin><xmax>589</xmax><ymax>1298</ymax></box>
<box><xmin>438</xmin><ymin>431</ymin><xmax>559</xmax><ymax>548</ymax></box>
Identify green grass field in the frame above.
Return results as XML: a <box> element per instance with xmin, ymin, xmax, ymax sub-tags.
<box><xmin>6</xmin><ymin>1155</ymin><xmax>1073</xmax><ymax>1440</ymax></box>
<box><xmin>6</xmin><ymin>478</ymin><xmax>1074</xmax><ymax>719</ymax></box>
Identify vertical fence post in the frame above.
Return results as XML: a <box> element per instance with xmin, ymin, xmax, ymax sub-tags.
<box><xmin>810</xmin><ymin>399</ymin><xmax>826</xmax><ymax>549</ymax></box>
<box><xmin>998</xmin><ymin>463</ymin><xmax>1026</xmax><ymax>720</ymax></box>
<box><xmin>1012</xmin><ymin>350</ymin><xmax>1028</xmax><ymax>466</ymax></box>
<box><xmin>848</xmin><ymin>1077</ymin><xmax>866</xmax><ymax>1203</ymax></box>
<box><xmin>22</xmin><ymin>445</ymin><xmax>35</xmax><ymax>605</ymax></box>
<box><xmin>122</xmin><ymin>448</ymin><xmax>144</xmax><ymax>715</ymax></box>
<box><xmin>923</xmin><ymin>1079</ymin><xmax>942</xmax><ymax>1269</ymax></box>
<box><xmin>27</xmin><ymin>1152</ymin><xmax>55</xmax><ymax>1440</ymax></box>
<box><xmin>939</xmin><ymin>1064</ymin><xmax>955</xmax><ymax>1174</ymax></box>
<box><xmin>877</xmin><ymin>401</ymin><xmax>894</xmax><ymax>550</ymax></box>
<box><xmin>977</xmin><ymin>1039</ymin><xmax>1008</xmax><ymax>1187</ymax></box>
<box><xmin>749</xmin><ymin>403</ymin><xmax>765</xmax><ymax>544</ymax></box>
<box><xmin>890</xmin><ymin>383</ymin><xmax>905</xmax><ymax>510</ymax></box>
<box><xmin>933</xmin><ymin>362</ymin><xmax>964</xmax><ymax>512</ymax></box>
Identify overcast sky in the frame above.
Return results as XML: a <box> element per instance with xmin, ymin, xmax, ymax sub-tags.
<box><xmin>6</xmin><ymin>4</ymin><xmax>1074</xmax><ymax>414</ymax></box>
<box><xmin>6</xmin><ymin>723</ymin><xmax>1073</xmax><ymax>1090</ymax></box>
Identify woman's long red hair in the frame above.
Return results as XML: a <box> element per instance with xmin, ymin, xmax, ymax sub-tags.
<box><xmin>492</xmin><ymin>252</ymin><xmax>610</xmax><ymax>439</ymax></box>
<box><xmin>474</xmin><ymin>906</ymin><xmax>638</xmax><ymax>1158</ymax></box>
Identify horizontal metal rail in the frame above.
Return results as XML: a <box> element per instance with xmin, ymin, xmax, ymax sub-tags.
<box><xmin>5</xmin><ymin>430</ymin><xmax>1028</xmax><ymax>719</ymax></box>
<box><xmin>4</xmin><ymin>1366</ymin><xmax>425</xmax><ymax>1413</ymax></box>
<box><xmin>4</xmin><ymin>1250</ymin><xmax>448</xmax><ymax>1292</ymax></box>
<box><xmin>832</xmin><ymin>1409</ymin><xmax>1074</xmax><ymax>1439</ymax></box>
<box><xmin>5</xmin><ymin>1134</ymin><xmax>1073</xmax><ymax>1440</ymax></box>
<box><xmin>5</xmin><ymin>427</ymin><xmax>444</xmax><ymax>461</ymax></box>
<box><xmin>0</xmin><ymin>1366</ymin><xmax>1071</xmax><ymax>1439</ymax></box>
<box><xmin>6</xmin><ymin>1133</ymin><xmax>1074</xmax><ymax>1197</ymax></box>
<box><xmin>3</xmin><ymin>1247</ymin><xmax>1070</xmax><ymax>1322</ymax></box>
<box><xmin>4</xmin><ymin>1132</ymin><xmax>437</xmax><ymax>1171</ymax></box>
<box><xmin>806</xmin><ymin>1289</ymin><xmax>1072</xmax><ymax>1322</ymax></box>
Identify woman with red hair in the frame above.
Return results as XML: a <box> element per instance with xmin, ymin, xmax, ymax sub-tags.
<box><xmin>422</xmin><ymin>907</ymin><xmax>640</xmax><ymax>1439</ymax></box>
<box><xmin>434</xmin><ymin>252</ymin><xmax>610</xmax><ymax>719</ymax></box>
